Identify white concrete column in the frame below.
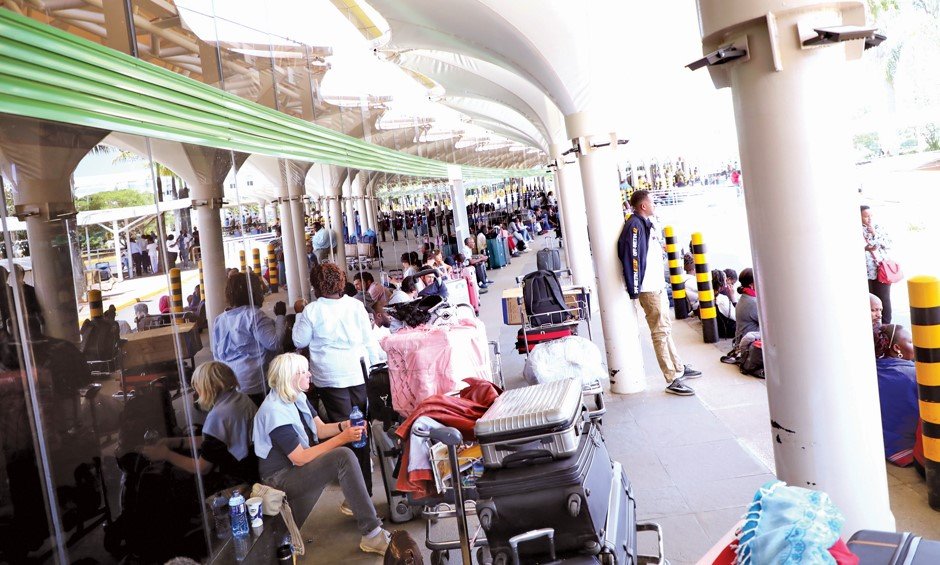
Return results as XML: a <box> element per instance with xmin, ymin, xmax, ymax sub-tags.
<box><xmin>287</xmin><ymin>164</ymin><xmax>312</xmax><ymax>301</ymax></box>
<box><xmin>364</xmin><ymin>182</ymin><xmax>377</xmax><ymax>234</ymax></box>
<box><xmin>112</xmin><ymin>220</ymin><xmax>124</xmax><ymax>281</ymax></box>
<box><xmin>696</xmin><ymin>0</ymin><xmax>893</xmax><ymax>532</ymax></box>
<box><xmin>447</xmin><ymin>166</ymin><xmax>471</xmax><ymax>248</ymax></box>
<box><xmin>191</xmin><ymin>183</ymin><xmax>226</xmax><ymax>326</ymax></box>
<box><xmin>566</xmin><ymin>112</ymin><xmax>645</xmax><ymax>394</ymax></box>
<box><xmin>0</xmin><ymin>118</ymin><xmax>106</xmax><ymax>343</ymax></box>
<box><xmin>325</xmin><ymin>173</ymin><xmax>347</xmax><ymax>269</ymax></box>
<box><xmin>344</xmin><ymin>172</ymin><xmax>357</xmax><ymax>241</ymax></box>
<box><xmin>275</xmin><ymin>185</ymin><xmax>302</xmax><ymax>303</ymax></box>
<box><xmin>351</xmin><ymin>172</ymin><xmax>364</xmax><ymax>237</ymax></box>
<box><xmin>550</xmin><ymin>143</ymin><xmax>596</xmax><ymax>293</ymax></box>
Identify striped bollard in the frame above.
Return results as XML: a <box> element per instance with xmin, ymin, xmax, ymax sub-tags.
<box><xmin>252</xmin><ymin>248</ymin><xmax>262</xmax><ymax>276</ymax></box>
<box><xmin>198</xmin><ymin>260</ymin><xmax>205</xmax><ymax>300</ymax></box>
<box><xmin>909</xmin><ymin>276</ymin><xmax>940</xmax><ymax>509</ymax></box>
<box><xmin>267</xmin><ymin>243</ymin><xmax>278</xmax><ymax>292</ymax></box>
<box><xmin>169</xmin><ymin>268</ymin><xmax>184</xmax><ymax>313</ymax></box>
<box><xmin>664</xmin><ymin>226</ymin><xmax>689</xmax><ymax>320</ymax></box>
<box><xmin>691</xmin><ymin>232</ymin><xmax>718</xmax><ymax>343</ymax></box>
<box><xmin>88</xmin><ymin>289</ymin><xmax>103</xmax><ymax>319</ymax></box>
<box><xmin>239</xmin><ymin>249</ymin><xmax>247</xmax><ymax>272</ymax></box>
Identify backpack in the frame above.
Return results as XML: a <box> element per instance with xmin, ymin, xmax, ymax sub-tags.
<box><xmin>79</xmin><ymin>318</ymin><xmax>121</xmax><ymax>364</ymax></box>
<box><xmin>522</xmin><ymin>270</ymin><xmax>571</xmax><ymax>327</ymax></box>
<box><xmin>739</xmin><ymin>340</ymin><xmax>765</xmax><ymax>379</ymax></box>
<box><xmin>716</xmin><ymin>310</ymin><xmax>736</xmax><ymax>339</ymax></box>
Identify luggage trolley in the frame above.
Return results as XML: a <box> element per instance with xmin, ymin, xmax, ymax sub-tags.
<box><xmin>367</xmin><ymin>335</ymin><xmax>504</xmax><ymax>527</ymax></box>
<box><xmin>514</xmin><ymin>270</ymin><xmax>603</xmax><ymax>421</ymax></box>
<box><xmin>417</xmin><ymin>426</ymin><xmax>491</xmax><ymax>565</ymax></box>
<box><xmin>514</xmin><ymin>269</ymin><xmax>592</xmax><ymax>355</ymax></box>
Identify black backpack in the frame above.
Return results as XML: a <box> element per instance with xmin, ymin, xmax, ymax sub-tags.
<box><xmin>522</xmin><ymin>270</ymin><xmax>571</xmax><ymax>327</ymax></box>
<box><xmin>739</xmin><ymin>340</ymin><xmax>765</xmax><ymax>379</ymax></box>
<box><xmin>79</xmin><ymin>318</ymin><xmax>121</xmax><ymax>364</ymax></box>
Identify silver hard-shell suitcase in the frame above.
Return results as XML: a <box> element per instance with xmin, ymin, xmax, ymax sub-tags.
<box><xmin>475</xmin><ymin>378</ymin><xmax>584</xmax><ymax>469</ymax></box>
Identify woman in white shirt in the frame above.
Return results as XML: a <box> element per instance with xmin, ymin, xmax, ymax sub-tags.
<box><xmin>292</xmin><ymin>262</ymin><xmax>382</xmax><ymax>495</ymax></box>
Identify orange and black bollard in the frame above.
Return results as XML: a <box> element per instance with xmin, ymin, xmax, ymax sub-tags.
<box><xmin>909</xmin><ymin>276</ymin><xmax>940</xmax><ymax>509</ymax></box>
<box><xmin>664</xmin><ymin>226</ymin><xmax>688</xmax><ymax>320</ymax></box>
<box><xmin>267</xmin><ymin>243</ymin><xmax>278</xmax><ymax>292</ymax></box>
<box><xmin>169</xmin><ymin>268</ymin><xmax>184</xmax><ymax>313</ymax></box>
<box><xmin>198</xmin><ymin>260</ymin><xmax>205</xmax><ymax>301</ymax></box>
<box><xmin>239</xmin><ymin>249</ymin><xmax>247</xmax><ymax>273</ymax></box>
<box><xmin>252</xmin><ymin>248</ymin><xmax>262</xmax><ymax>277</ymax></box>
<box><xmin>88</xmin><ymin>289</ymin><xmax>103</xmax><ymax>319</ymax></box>
<box><xmin>691</xmin><ymin>232</ymin><xmax>718</xmax><ymax>343</ymax></box>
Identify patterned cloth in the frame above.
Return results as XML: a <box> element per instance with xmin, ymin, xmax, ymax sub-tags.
<box><xmin>863</xmin><ymin>223</ymin><xmax>892</xmax><ymax>280</ymax></box>
<box><xmin>736</xmin><ymin>481</ymin><xmax>845</xmax><ymax>565</ymax></box>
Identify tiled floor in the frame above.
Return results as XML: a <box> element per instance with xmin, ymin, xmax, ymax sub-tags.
<box><xmin>277</xmin><ymin>235</ymin><xmax>940</xmax><ymax>564</ymax></box>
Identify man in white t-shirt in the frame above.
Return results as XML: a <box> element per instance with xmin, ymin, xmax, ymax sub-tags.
<box><xmin>618</xmin><ymin>190</ymin><xmax>701</xmax><ymax>396</ymax></box>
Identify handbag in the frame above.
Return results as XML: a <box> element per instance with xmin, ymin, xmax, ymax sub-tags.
<box><xmin>871</xmin><ymin>251</ymin><xmax>903</xmax><ymax>284</ymax></box>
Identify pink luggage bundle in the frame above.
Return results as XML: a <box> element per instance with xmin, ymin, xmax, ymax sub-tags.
<box><xmin>379</xmin><ymin>318</ymin><xmax>493</xmax><ymax>417</ymax></box>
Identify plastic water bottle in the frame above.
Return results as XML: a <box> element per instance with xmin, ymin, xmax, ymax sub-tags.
<box><xmin>349</xmin><ymin>406</ymin><xmax>367</xmax><ymax>449</ymax></box>
<box><xmin>229</xmin><ymin>490</ymin><xmax>249</xmax><ymax>538</ymax></box>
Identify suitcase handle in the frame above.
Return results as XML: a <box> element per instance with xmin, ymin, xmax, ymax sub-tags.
<box><xmin>583</xmin><ymin>391</ymin><xmax>607</xmax><ymax>421</ymax></box>
<box><xmin>508</xmin><ymin>528</ymin><xmax>555</xmax><ymax>564</ymax></box>
<box><xmin>501</xmin><ymin>449</ymin><xmax>555</xmax><ymax>468</ymax></box>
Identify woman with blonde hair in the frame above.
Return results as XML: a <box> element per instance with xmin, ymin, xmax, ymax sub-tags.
<box><xmin>141</xmin><ymin>361</ymin><xmax>258</xmax><ymax>485</ymax></box>
<box><xmin>253</xmin><ymin>353</ymin><xmax>390</xmax><ymax>555</ymax></box>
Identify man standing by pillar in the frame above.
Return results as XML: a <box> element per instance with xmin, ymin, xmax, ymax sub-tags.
<box><xmin>311</xmin><ymin>221</ymin><xmax>335</xmax><ymax>263</ymax></box>
<box><xmin>619</xmin><ymin>190</ymin><xmax>701</xmax><ymax>396</ymax></box>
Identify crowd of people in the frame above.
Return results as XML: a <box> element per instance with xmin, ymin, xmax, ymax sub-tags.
<box><xmin>123</xmin><ymin>228</ymin><xmax>199</xmax><ymax>276</ymax></box>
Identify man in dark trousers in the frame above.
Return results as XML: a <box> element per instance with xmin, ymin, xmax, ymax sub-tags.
<box><xmin>618</xmin><ymin>190</ymin><xmax>701</xmax><ymax>396</ymax></box>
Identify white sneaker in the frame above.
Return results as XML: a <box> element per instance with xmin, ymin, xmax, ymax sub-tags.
<box><xmin>360</xmin><ymin>529</ymin><xmax>391</xmax><ymax>555</ymax></box>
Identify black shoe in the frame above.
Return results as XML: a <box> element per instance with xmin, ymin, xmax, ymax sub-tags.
<box><xmin>720</xmin><ymin>355</ymin><xmax>739</xmax><ymax>365</ymax></box>
<box><xmin>665</xmin><ymin>381</ymin><xmax>695</xmax><ymax>396</ymax></box>
<box><xmin>479</xmin><ymin>288</ymin><xmax>489</xmax><ymax>294</ymax></box>
<box><xmin>681</xmin><ymin>365</ymin><xmax>702</xmax><ymax>378</ymax></box>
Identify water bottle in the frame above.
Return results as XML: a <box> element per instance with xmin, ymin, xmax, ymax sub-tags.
<box><xmin>211</xmin><ymin>494</ymin><xmax>230</xmax><ymax>539</ymax></box>
<box><xmin>349</xmin><ymin>406</ymin><xmax>367</xmax><ymax>449</ymax></box>
<box><xmin>229</xmin><ymin>490</ymin><xmax>249</xmax><ymax>538</ymax></box>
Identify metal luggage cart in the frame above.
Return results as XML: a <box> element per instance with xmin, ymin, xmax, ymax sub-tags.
<box><xmin>513</xmin><ymin>269</ymin><xmax>593</xmax><ymax>356</ymax></box>
<box><xmin>415</xmin><ymin>427</ymin><xmax>492</xmax><ymax>565</ymax></box>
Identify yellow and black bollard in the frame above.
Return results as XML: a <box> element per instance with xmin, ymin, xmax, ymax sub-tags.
<box><xmin>239</xmin><ymin>249</ymin><xmax>247</xmax><ymax>273</ymax></box>
<box><xmin>267</xmin><ymin>243</ymin><xmax>278</xmax><ymax>292</ymax></box>
<box><xmin>909</xmin><ymin>276</ymin><xmax>940</xmax><ymax>509</ymax></box>
<box><xmin>691</xmin><ymin>232</ymin><xmax>718</xmax><ymax>343</ymax></box>
<box><xmin>169</xmin><ymin>268</ymin><xmax>184</xmax><ymax>313</ymax></box>
<box><xmin>252</xmin><ymin>248</ymin><xmax>262</xmax><ymax>277</ymax></box>
<box><xmin>664</xmin><ymin>226</ymin><xmax>689</xmax><ymax>320</ymax></box>
<box><xmin>88</xmin><ymin>289</ymin><xmax>103</xmax><ymax>319</ymax></box>
<box><xmin>198</xmin><ymin>260</ymin><xmax>206</xmax><ymax>300</ymax></box>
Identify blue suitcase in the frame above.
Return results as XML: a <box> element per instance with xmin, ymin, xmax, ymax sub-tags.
<box><xmin>488</xmin><ymin>237</ymin><xmax>508</xmax><ymax>269</ymax></box>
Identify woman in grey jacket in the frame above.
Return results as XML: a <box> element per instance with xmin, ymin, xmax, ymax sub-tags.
<box><xmin>722</xmin><ymin>268</ymin><xmax>760</xmax><ymax>363</ymax></box>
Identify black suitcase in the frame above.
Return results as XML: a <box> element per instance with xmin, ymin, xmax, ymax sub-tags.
<box><xmin>848</xmin><ymin>530</ymin><xmax>940</xmax><ymax>564</ymax></box>
<box><xmin>477</xmin><ymin>422</ymin><xmax>632</xmax><ymax>563</ymax></box>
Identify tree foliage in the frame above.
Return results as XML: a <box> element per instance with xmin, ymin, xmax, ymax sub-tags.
<box><xmin>76</xmin><ymin>189</ymin><xmax>153</xmax><ymax>212</ymax></box>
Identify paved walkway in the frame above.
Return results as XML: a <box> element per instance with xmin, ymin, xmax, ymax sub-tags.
<box><xmin>192</xmin><ymin>229</ymin><xmax>938</xmax><ymax>564</ymax></box>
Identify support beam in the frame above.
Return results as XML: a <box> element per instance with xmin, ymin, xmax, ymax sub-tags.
<box><xmin>182</xmin><ymin>144</ymin><xmax>246</xmax><ymax>334</ymax></box>
<box><xmin>695</xmin><ymin>0</ymin><xmax>893</xmax><ymax>533</ymax></box>
<box><xmin>566</xmin><ymin>112</ymin><xmax>645</xmax><ymax>394</ymax></box>
<box><xmin>0</xmin><ymin>116</ymin><xmax>107</xmax><ymax>343</ymax></box>
<box><xmin>550</xmin><ymin>143</ymin><xmax>595</xmax><ymax>293</ymax></box>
